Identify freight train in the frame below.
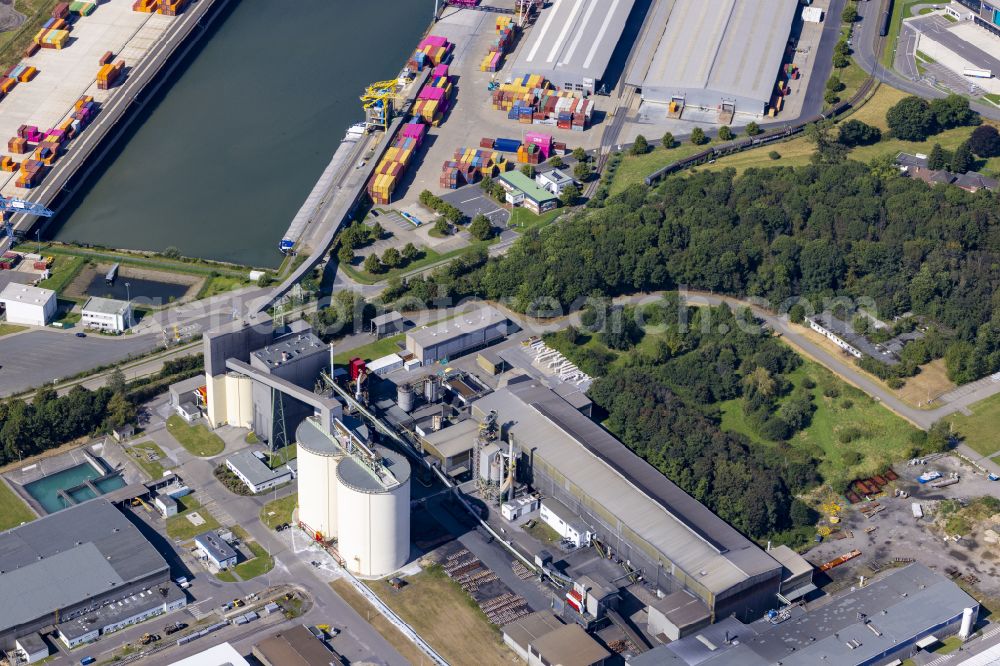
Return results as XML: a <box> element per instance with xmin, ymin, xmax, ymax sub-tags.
<box><xmin>645</xmin><ymin>75</ymin><xmax>879</xmax><ymax>187</ymax></box>
<box><xmin>879</xmin><ymin>0</ymin><xmax>894</xmax><ymax>37</ymax></box>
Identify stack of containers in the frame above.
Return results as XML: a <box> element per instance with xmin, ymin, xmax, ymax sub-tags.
<box><xmin>132</xmin><ymin>0</ymin><xmax>158</xmax><ymax>12</ymax></box>
<box><xmin>7</xmin><ymin>136</ymin><xmax>27</xmax><ymax>154</ymax></box>
<box><xmin>516</xmin><ymin>143</ymin><xmax>541</xmax><ymax>165</ymax></box>
<box><xmin>492</xmin><ymin>76</ymin><xmax>593</xmax><ymax>129</ymax></box>
<box><xmin>158</xmin><ymin>0</ymin><xmax>187</xmax><ymax>16</ymax></box>
<box><xmin>18</xmin><ymin>125</ymin><xmax>43</xmax><ymax>143</ymax></box>
<box><xmin>408</xmin><ymin>35</ymin><xmax>451</xmax><ymax>71</ymax></box>
<box><xmin>24</xmin><ymin>42</ymin><xmax>39</xmax><ymax>57</ymax></box>
<box><xmin>16</xmin><ymin>159</ymin><xmax>44</xmax><ymax>189</ymax></box>
<box><xmin>0</xmin><ymin>77</ymin><xmax>16</xmax><ymax>95</ymax></box>
<box><xmin>0</xmin><ymin>252</ymin><xmax>19</xmax><ymax>270</ymax></box>
<box><xmin>368</xmin><ymin>119</ymin><xmax>427</xmax><ymax>205</ymax></box>
<box><xmin>439</xmin><ymin>146</ymin><xmax>508</xmax><ymax>189</ymax></box>
<box><xmin>97</xmin><ymin>60</ymin><xmax>124</xmax><ymax>90</ymax></box>
<box><xmin>73</xmin><ymin>94</ymin><xmax>97</xmax><ymax>130</ymax></box>
<box><xmin>52</xmin><ymin>2</ymin><xmax>70</xmax><ymax>19</ymax></box>
<box><xmin>34</xmin><ymin>17</ymin><xmax>70</xmax><ymax>49</ymax></box>
<box><xmin>480</xmin><ymin>16</ymin><xmax>515</xmax><ymax>72</ymax></box>
<box><xmin>0</xmin><ymin>156</ymin><xmax>18</xmax><ymax>172</ymax></box>
<box><xmin>523</xmin><ymin>132</ymin><xmax>553</xmax><ymax>160</ymax></box>
<box><xmin>413</xmin><ymin>68</ymin><xmax>453</xmax><ymax>127</ymax></box>
<box><xmin>69</xmin><ymin>0</ymin><xmax>97</xmax><ymax>15</ymax></box>
<box><xmin>8</xmin><ymin>64</ymin><xmax>38</xmax><ymax>83</ymax></box>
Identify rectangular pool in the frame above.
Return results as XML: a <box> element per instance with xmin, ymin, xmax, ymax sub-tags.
<box><xmin>23</xmin><ymin>462</ymin><xmax>126</xmax><ymax>514</ymax></box>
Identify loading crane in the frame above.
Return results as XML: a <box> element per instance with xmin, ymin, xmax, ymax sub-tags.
<box><xmin>1</xmin><ymin>197</ymin><xmax>55</xmax><ymax>241</ymax></box>
<box><xmin>360</xmin><ymin>80</ymin><xmax>403</xmax><ymax>132</ymax></box>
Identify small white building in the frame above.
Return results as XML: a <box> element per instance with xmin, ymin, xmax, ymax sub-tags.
<box><xmin>502</xmin><ymin>495</ymin><xmax>540</xmax><ymax>521</ymax></box>
<box><xmin>367</xmin><ymin>352</ymin><xmax>404</xmax><ymax>377</ymax></box>
<box><xmin>81</xmin><ymin>296</ymin><xmax>132</xmax><ymax>333</ymax></box>
<box><xmin>155</xmin><ymin>494</ymin><xmax>178</xmax><ymax>517</ymax></box>
<box><xmin>806</xmin><ymin>315</ymin><xmax>863</xmax><ymax>359</ymax></box>
<box><xmin>535</xmin><ymin>168</ymin><xmax>576</xmax><ymax>196</ymax></box>
<box><xmin>801</xmin><ymin>6</ymin><xmax>824</xmax><ymax>22</ymax></box>
<box><xmin>14</xmin><ymin>634</ymin><xmax>48</xmax><ymax>664</ymax></box>
<box><xmin>0</xmin><ymin>283</ymin><xmax>56</xmax><ymax>326</ymax></box>
<box><xmin>194</xmin><ymin>531</ymin><xmax>238</xmax><ymax>569</ymax></box>
<box><xmin>225</xmin><ymin>449</ymin><xmax>291</xmax><ymax>493</ymax></box>
<box><xmin>540</xmin><ymin>498</ymin><xmax>591</xmax><ymax>548</ymax></box>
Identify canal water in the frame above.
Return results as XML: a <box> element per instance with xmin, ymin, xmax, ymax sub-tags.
<box><xmin>50</xmin><ymin>0</ymin><xmax>431</xmax><ymax>268</ymax></box>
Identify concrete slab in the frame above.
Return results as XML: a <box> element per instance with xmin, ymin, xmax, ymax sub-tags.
<box><xmin>0</xmin><ymin>0</ymin><xmax>175</xmax><ymax>196</ymax></box>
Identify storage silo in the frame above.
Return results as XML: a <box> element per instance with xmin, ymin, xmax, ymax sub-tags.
<box><xmin>397</xmin><ymin>383</ymin><xmax>415</xmax><ymax>412</ymax></box>
<box><xmin>479</xmin><ymin>442</ymin><xmax>503</xmax><ymax>483</ymax></box>
<box><xmin>224</xmin><ymin>372</ymin><xmax>253</xmax><ymax>429</ymax></box>
<box><xmin>424</xmin><ymin>377</ymin><xmax>440</xmax><ymax>403</ymax></box>
<box><xmin>295</xmin><ymin>417</ymin><xmax>344</xmax><ymax>542</ymax></box>
<box><xmin>336</xmin><ymin>446</ymin><xmax>411</xmax><ymax>577</ymax></box>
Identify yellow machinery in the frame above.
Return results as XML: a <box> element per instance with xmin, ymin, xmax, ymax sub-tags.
<box><xmin>361</xmin><ymin>80</ymin><xmax>402</xmax><ymax>132</ymax></box>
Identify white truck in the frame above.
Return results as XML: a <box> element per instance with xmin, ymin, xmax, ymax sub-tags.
<box><xmin>911</xmin><ymin>503</ymin><xmax>924</xmax><ymax>519</ymax></box>
<box><xmin>963</xmin><ymin>68</ymin><xmax>993</xmax><ymax>79</ymax></box>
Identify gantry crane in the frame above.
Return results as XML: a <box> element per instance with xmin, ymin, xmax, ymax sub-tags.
<box><xmin>1</xmin><ymin>196</ymin><xmax>55</xmax><ymax>241</ymax></box>
<box><xmin>360</xmin><ymin>80</ymin><xmax>403</xmax><ymax>132</ymax></box>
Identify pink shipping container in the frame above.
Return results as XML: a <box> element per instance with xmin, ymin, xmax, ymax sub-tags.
<box><xmin>421</xmin><ymin>35</ymin><xmax>448</xmax><ymax>48</ymax></box>
<box><xmin>432</xmin><ymin>64</ymin><xmax>449</xmax><ymax>77</ymax></box>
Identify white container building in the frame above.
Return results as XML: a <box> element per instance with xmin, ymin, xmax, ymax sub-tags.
<box><xmin>0</xmin><ymin>283</ymin><xmax>55</xmax><ymax>326</ymax></box>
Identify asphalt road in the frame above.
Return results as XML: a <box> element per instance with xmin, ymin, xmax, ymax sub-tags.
<box><xmin>909</xmin><ymin>14</ymin><xmax>1000</xmax><ymax>73</ymax></box>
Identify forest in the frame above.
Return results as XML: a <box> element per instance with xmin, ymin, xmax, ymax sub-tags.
<box><xmin>394</xmin><ymin>160</ymin><xmax>1000</xmax><ymax>385</ymax></box>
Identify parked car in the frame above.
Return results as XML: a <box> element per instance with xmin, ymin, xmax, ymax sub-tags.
<box><xmin>75</xmin><ymin>332</ymin><xmax>86</xmax><ymax>338</ymax></box>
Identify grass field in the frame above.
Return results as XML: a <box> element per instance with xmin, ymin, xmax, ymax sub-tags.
<box><xmin>36</xmin><ymin>255</ymin><xmax>86</xmax><ymax>294</ymax></box>
<box><xmin>945</xmin><ymin>393</ymin><xmax>1000</xmax><ymax>457</ymax></box>
<box><xmin>523</xmin><ymin>519</ymin><xmax>561</xmax><ymax>544</ymax></box>
<box><xmin>365</xmin><ymin>564</ymin><xmax>516</xmax><ymax>666</ymax></box>
<box><xmin>166</xmin><ymin>415</ymin><xmax>225</xmax><ymax>457</ymax></box>
<box><xmin>43</xmin><ymin>243</ymin><xmax>252</xmax><ymax>278</ymax></box>
<box><xmin>333</xmin><ymin>332</ymin><xmax>406</xmax><ymax>365</ymax></box>
<box><xmin>719</xmin><ymin>358</ymin><xmax>920</xmax><ymax>490</ymax></box>
<box><xmin>260</xmin><ymin>495</ymin><xmax>296</xmax><ymax>529</ymax></box>
<box><xmin>165</xmin><ymin>495</ymin><xmax>221</xmax><ymax>542</ymax></box>
<box><xmin>126</xmin><ymin>440</ymin><xmax>171</xmax><ymax>480</ymax></box>
<box><xmin>895</xmin><ymin>358</ymin><xmax>955</xmax><ymax>407</ymax></box>
<box><xmin>610</xmin><ymin>142</ymin><xmax>715</xmax><ymax>194</ymax></box>
<box><xmin>215</xmin><ymin>570</ymin><xmax>237</xmax><ymax>583</ymax></box>
<box><xmin>0</xmin><ymin>323</ymin><xmax>25</xmax><ymax>337</ymax></box>
<box><xmin>330</xmin><ymin>579</ymin><xmax>429</xmax><ymax>666</ymax></box>
<box><xmin>509</xmin><ymin>207</ymin><xmax>562</xmax><ymax>231</ymax></box>
<box><xmin>196</xmin><ymin>274</ymin><xmax>248</xmax><ymax>299</ymax></box>
<box><xmin>0</xmin><ymin>480</ymin><xmax>35</xmax><ymax>530</ymax></box>
<box><xmin>233</xmin><ymin>540</ymin><xmax>273</xmax><ymax>580</ymax></box>
<box><xmin>268</xmin><ymin>443</ymin><xmax>297</xmax><ymax>468</ymax></box>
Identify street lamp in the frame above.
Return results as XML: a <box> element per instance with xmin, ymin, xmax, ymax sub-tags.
<box><xmin>124</xmin><ymin>281</ymin><xmax>133</xmax><ymax>332</ymax></box>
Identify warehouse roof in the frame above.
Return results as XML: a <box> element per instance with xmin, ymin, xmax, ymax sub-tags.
<box><xmin>407</xmin><ymin>305</ymin><xmax>508</xmax><ymax>349</ymax></box>
<box><xmin>635</xmin><ymin>0</ymin><xmax>798</xmax><ymax>110</ymax></box>
<box><xmin>635</xmin><ymin>564</ymin><xmax>978</xmax><ymax>666</ymax></box>
<box><xmin>168</xmin><ymin>643</ymin><xmax>250</xmax><ymax>666</ymax></box>
<box><xmin>530</xmin><ymin>623</ymin><xmax>611</xmax><ymax>665</ymax></box>
<box><xmin>503</xmin><ymin>611</ymin><xmax>565</xmax><ymax>654</ymax></box>
<box><xmin>253</xmin><ymin>625</ymin><xmax>341</xmax><ymax>666</ymax></box>
<box><xmin>0</xmin><ymin>500</ymin><xmax>168</xmax><ymax>633</ymax></box>
<box><xmin>649</xmin><ymin>590</ymin><xmax>711</xmax><ymax>629</ymax></box>
<box><xmin>420</xmin><ymin>418</ymin><xmax>479</xmax><ymax>458</ymax></box>
<box><xmin>473</xmin><ymin>383</ymin><xmax>780</xmax><ymax>596</ymax></box>
<box><xmin>226</xmin><ymin>450</ymin><xmax>288</xmax><ymax>489</ymax></box>
<box><xmin>512</xmin><ymin>0</ymin><xmax>637</xmax><ymax>87</ymax></box>
<box><xmin>0</xmin><ymin>282</ymin><xmax>54</xmax><ymax>306</ymax></box>
<box><xmin>82</xmin><ymin>296</ymin><xmax>130</xmax><ymax>316</ymax></box>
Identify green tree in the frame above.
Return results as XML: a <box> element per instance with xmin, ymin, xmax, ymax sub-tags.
<box><xmin>104</xmin><ymin>392</ymin><xmax>136</xmax><ymax>431</ymax></box>
<box><xmin>520</xmin><ymin>164</ymin><xmax>535</xmax><ymax>178</ymax></box>
<box><xmin>363</xmin><ymin>253</ymin><xmax>382</xmax><ymax>274</ymax></box>
<box><xmin>572</xmin><ymin>147</ymin><xmax>588</xmax><ymax>162</ymax></box>
<box><xmin>825</xmin><ymin>76</ymin><xmax>845</xmax><ymax>93</ymax></box>
<box><xmin>950</xmin><ymin>140</ymin><xmax>974</xmax><ymax>174</ymax></box>
<box><xmin>928</xmin><ymin>143</ymin><xmax>947</xmax><ymax>170</ymax></box>
<box><xmin>969</xmin><ymin>125</ymin><xmax>1000</xmax><ymax>157</ymax></box>
<box><xmin>824</xmin><ymin>90</ymin><xmax>840</xmax><ymax>105</ymax></box>
<box><xmin>661</xmin><ymin>131</ymin><xmax>675</xmax><ymax>149</ymax></box>
<box><xmin>401</xmin><ymin>242</ymin><xmax>419</xmax><ymax>261</ymax></box>
<box><xmin>690</xmin><ymin>127</ymin><xmax>708</xmax><ymax>145</ymax></box>
<box><xmin>842</xmin><ymin>2</ymin><xmax>858</xmax><ymax>23</ymax></box>
<box><xmin>560</xmin><ymin>183</ymin><xmax>581</xmax><ymax>206</ymax></box>
<box><xmin>886</xmin><ymin>96</ymin><xmax>936</xmax><ymax>141</ymax></box>
<box><xmin>163</xmin><ymin>246</ymin><xmax>181</xmax><ymax>259</ymax></box>
<box><xmin>337</xmin><ymin>244</ymin><xmax>354</xmax><ymax>265</ymax></box>
<box><xmin>837</xmin><ymin>119</ymin><xmax>881</xmax><ymax>147</ymax></box>
<box><xmin>630</xmin><ymin>135</ymin><xmax>649</xmax><ymax>155</ymax></box>
<box><xmin>369</xmin><ymin>222</ymin><xmax>385</xmax><ymax>241</ymax></box>
<box><xmin>929</xmin><ymin>94</ymin><xmax>979</xmax><ymax>130</ymax></box>
<box><xmin>433</xmin><ymin>217</ymin><xmax>451</xmax><ymax>236</ymax></box>
<box><xmin>718</xmin><ymin>125</ymin><xmax>733</xmax><ymax>141</ymax></box>
<box><xmin>381</xmin><ymin>247</ymin><xmax>401</xmax><ymax>268</ymax></box>
<box><xmin>469</xmin><ymin>214</ymin><xmax>494</xmax><ymax>240</ymax></box>
<box><xmin>107</xmin><ymin>367</ymin><xmax>126</xmax><ymax>396</ymax></box>
<box><xmin>549</xmin><ymin>155</ymin><xmax>564</xmax><ymax>168</ymax></box>
<box><xmin>573</xmin><ymin>161</ymin><xmax>592</xmax><ymax>181</ymax></box>
<box><xmin>745</xmin><ymin>121</ymin><xmax>761</xmax><ymax>136</ymax></box>
<box><xmin>256</xmin><ymin>272</ymin><xmax>271</xmax><ymax>288</ymax></box>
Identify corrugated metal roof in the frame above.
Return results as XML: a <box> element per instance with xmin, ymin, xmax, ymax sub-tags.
<box><xmin>0</xmin><ymin>500</ymin><xmax>168</xmax><ymax>632</ymax></box>
<box><xmin>638</xmin><ymin>0</ymin><xmax>797</xmax><ymax>110</ymax></box>
<box><xmin>406</xmin><ymin>306</ymin><xmax>508</xmax><ymax>349</ymax></box>
<box><xmin>512</xmin><ymin>0</ymin><xmax>637</xmax><ymax>86</ymax></box>
<box><xmin>473</xmin><ymin>383</ymin><xmax>780</xmax><ymax>595</ymax></box>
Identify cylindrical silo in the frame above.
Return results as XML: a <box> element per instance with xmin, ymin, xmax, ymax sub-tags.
<box><xmin>336</xmin><ymin>446</ymin><xmax>411</xmax><ymax>577</ymax></box>
<box><xmin>479</xmin><ymin>443</ymin><xmax>501</xmax><ymax>482</ymax></box>
<box><xmin>295</xmin><ymin>418</ymin><xmax>344</xmax><ymax>542</ymax></box>
<box><xmin>424</xmin><ymin>377</ymin><xmax>439</xmax><ymax>403</ymax></box>
<box><xmin>224</xmin><ymin>372</ymin><xmax>253</xmax><ymax>429</ymax></box>
<box><xmin>397</xmin><ymin>383</ymin><xmax>415</xmax><ymax>412</ymax></box>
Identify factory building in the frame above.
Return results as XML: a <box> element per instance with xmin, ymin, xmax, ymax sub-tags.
<box><xmin>203</xmin><ymin>318</ymin><xmax>342</xmax><ymax>448</ymax></box>
<box><xmin>296</xmin><ymin>416</ymin><xmax>411</xmax><ymax>577</ymax></box>
<box><xmin>405</xmin><ymin>305</ymin><xmax>511</xmax><ymax>365</ymax></box>
<box><xmin>194</xmin><ymin>531</ymin><xmax>238</xmax><ymax>570</ymax></box>
<box><xmin>225</xmin><ymin>450</ymin><xmax>292</xmax><ymax>494</ymax></box>
<box><xmin>472</xmin><ymin>381</ymin><xmax>784</xmax><ymax>622</ymax></box>
<box><xmin>81</xmin><ymin>296</ymin><xmax>132</xmax><ymax>333</ymax></box>
<box><xmin>511</xmin><ymin>0</ymin><xmax>637</xmax><ymax>94</ymax></box>
<box><xmin>0</xmin><ymin>283</ymin><xmax>56</xmax><ymax>326</ymax></box>
<box><xmin>630</xmin><ymin>0</ymin><xmax>798</xmax><ymax>116</ymax></box>
<box><xmin>956</xmin><ymin>0</ymin><xmax>1000</xmax><ymax>37</ymax></box>
<box><xmin>0</xmin><ymin>500</ymin><xmax>172</xmax><ymax>650</ymax></box>
<box><xmin>627</xmin><ymin>563</ymin><xmax>979</xmax><ymax>666</ymax></box>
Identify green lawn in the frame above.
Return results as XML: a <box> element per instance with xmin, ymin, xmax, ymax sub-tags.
<box><xmin>509</xmin><ymin>208</ymin><xmax>562</xmax><ymax>231</ymax></box>
<box><xmin>260</xmin><ymin>494</ymin><xmax>297</xmax><ymax>529</ymax></box>
<box><xmin>197</xmin><ymin>274</ymin><xmax>248</xmax><ymax>299</ymax></box>
<box><xmin>36</xmin><ymin>255</ymin><xmax>85</xmax><ymax>294</ymax></box>
<box><xmin>523</xmin><ymin>519</ymin><xmax>561</xmax><ymax>544</ymax></box>
<box><xmin>215</xmin><ymin>569</ymin><xmax>237</xmax><ymax>582</ymax></box>
<box><xmin>0</xmin><ymin>323</ymin><xmax>25</xmax><ymax>337</ymax></box>
<box><xmin>43</xmin><ymin>243</ymin><xmax>252</xmax><ymax>278</ymax></box>
<box><xmin>165</xmin><ymin>495</ymin><xmax>221</xmax><ymax>541</ymax></box>
<box><xmin>946</xmin><ymin>392</ymin><xmax>1000</xmax><ymax>457</ymax></box>
<box><xmin>0</xmin><ymin>480</ymin><xmax>35</xmax><ymax>530</ymax></box>
<box><xmin>986</xmin><ymin>94</ymin><xmax>1000</xmax><ymax>106</ymax></box>
<box><xmin>166</xmin><ymin>415</ymin><xmax>225</xmax><ymax>457</ymax></box>
<box><xmin>610</xmin><ymin>142</ymin><xmax>714</xmax><ymax>195</ymax></box>
<box><xmin>0</xmin><ymin>0</ymin><xmax>60</xmax><ymax>72</ymax></box>
<box><xmin>333</xmin><ymin>332</ymin><xmax>406</xmax><ymax>365</ymax></box>
<box><xmin>268</xmin><ymin>443</ymin><xmax>297</xmax><ymax>468</ymax></box>
<box><xmin>233</xmin><ymin>540</ymin><xmax>274</xmax><ymax>580</ymax></box>
<box><xmin>992</xmin><ymin>454</ymin><xmax>1000</xmax><ymax>466</ymax></box>
<box><xmin>719</xmin><ymin>358</ymin><xmax>922</xmax><ymax>491</ymax></box>
<box><xmin>126</xmin><ymin>440</ymin><xmax>172</xmax><ymax>480</ymax></box>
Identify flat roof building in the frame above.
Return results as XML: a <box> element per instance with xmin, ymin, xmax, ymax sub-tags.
<box><xmin>511</xmin><ymin>0</ymin><xmax>638</xmax><ymax>94</ymax></box>
<box><xmin>0</xmin><ymin>499</ymin><xmax>170</xmax><ymax>650</ymax></box>
<box><xmin>225</xmin><ymin>450</ymin><xmax>291</xmax><ymax>493</ymax></box>
<box><xmin>631</xmin><ymin>0</ymin><xmax>798</xmax><ymax>115</ymax></box>
<box><xmin>498</xmin><ymin>171</ymin><xmax>560</xmax><ymax>215</ymax></box>
<box><xmin>504</xmin><ymin>611</ymin><xmax>566</xmax><ymax>662</ymax></box>
<box><xmin>472</xmin><ymin>382</ymin><xmax>782</xmax><ymax>621</ymax></box>
<box><xmin>0</xmin><ymin>282</ymin><xmax>56</xmax><ymax>327</ymax></box>
<box><xmin>81</xmin><ymin>296</ymin><xmax>132</xmax><ymax>333</ymax></box>
<box><xmin>168</xmin><ymin>643</ymin><xmax>250</xmax><ymax>666</ymax></box>
<box><xmin>628</xmin><ymin>563</ymin><xmax>979</xmax><ymax>666</ymax></box>
<box><xmin>405</xmin><ymin>305</ymin><xmax>511</xmax><ymax>365</ymax></box>
<box><xmin>420</xmin><ymin>418</ymin><xmax>480</xmax><ymax>476</ymax></box>
<box><xmin>194</xmin><ymin>531</ymin><xmax>238</xmax><ymax>570</ymax></box>
<box><xmin>529</xmin><ymin>623</ymin><xmax>610</xmax><ymax>666</ymax></box>
<box><xmin>252</xmin><ymin>625</ymin><xmax>343</xmax><ymax>666</ymax></box>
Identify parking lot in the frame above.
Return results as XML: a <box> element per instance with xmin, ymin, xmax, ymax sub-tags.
<box><xmin>440</xmin><ymin>187</ymin><xmax>510</xmax><ymax>226</ymax></box>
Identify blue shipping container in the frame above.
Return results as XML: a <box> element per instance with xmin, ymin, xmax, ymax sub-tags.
<box><xmin>493</xmin><ymin>138</ymin><xmax>521</xmax><ymax>152</ymax></box>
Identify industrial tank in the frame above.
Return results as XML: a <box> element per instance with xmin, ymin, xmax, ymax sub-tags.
<box><xmin>478</xmin><ymin>443</ymin><xmax>503</xmax><ymax>483</ymax></box>
<box><xmin>397</xmin><ymin>383</ymin><xmax>415</xmax><ymax>412</ymax></box>
<box><xmin>424</xmin><ymin>377</ymin><xmax>440</xmax><ymax>403</ymax></box>
<box><xmin>295</xmin><ymin>418</ymin><xmax>344</xmax><ymax>542</ymax></box>
<box><xmin>336</xmin><ymin>445</ymin><xmax>411</xmax><ymax>577</ymax></box>
<box><xmin>224</xmin><ymin>372</ymin><xmax>253</xmax><ymax>429</ymax></box>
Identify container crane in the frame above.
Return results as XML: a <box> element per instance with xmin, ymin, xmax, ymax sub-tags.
<box><xmin>1</xmin><ymin>196</ymin><xmax>55</xmax><ymax>241</ymax></box>
<box><xmin>361</xmin><ymin>80</ymin><xmax>402</xmax><ymax>132</ymax></box>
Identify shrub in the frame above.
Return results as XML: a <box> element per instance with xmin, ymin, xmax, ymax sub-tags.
<box><xmin>886</xmin><ymin>96</ymin><xmax>936</xmax><ymax>141</ymax></box>
<box><xmin>838</xmin><ymin>119</ymin><xmax>882</xmax><ymax>147</ymax></box>
<box><xmin>823</xmin><ymin>385</ymin><xmax>840</xmax><ymax>398</ymax></box>
<box><xmin>745</xmin><ymin>121</ymin><xmax>761</xmax><ymax>136</ymax></box>
<box><xmin>718</xmin><ymin>126</ymin><xmax>733</xmax><ymax>141</ymax></box>
<box><xmin>630</xmin><ymin>135</ymin><xmax>649</xmax><ymax>155</ymax></box>
<box><xmin>842</xmin><ymin>450</ymin><xmax>862</xmax><ymax>466</ymax></box>
<box><xmin>661</xmin><ymin>131</ymin><xmax>675</xmax><ymax>149</ymax></box>
<box><xmin>840</xmin><ymin>399</ymin><xmax>854</xmax><ymax>409</ymax></box>
<box><xmin>768</xmin><ymin>151</ymin><xmax>781</xmax><ymax>160</ymax></box>
<box><xmin>690</xmin><ymin>127</ymin><xmax>708</xmax><ymax>145</ymax></box>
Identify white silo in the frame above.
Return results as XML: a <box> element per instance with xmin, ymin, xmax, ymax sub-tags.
<box><xmin>224</xmin><ymin>372</ymin><xmax>253</xmax><ymax>429</ymax></box>
<box><xmin>295</xmin><ymin>417</ymin><xmax>344</xmax><ymax>542</ymax></box>
<box><xmin>336</xmin><ymin>446</ymin><xmax>411</xmax><ymax>577</ymax></box>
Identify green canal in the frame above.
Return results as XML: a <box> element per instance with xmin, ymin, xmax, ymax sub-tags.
<box><xmin>52</xmin><ymin>0</ymin><xmax>431</xmax><ymax>268</ymax></box>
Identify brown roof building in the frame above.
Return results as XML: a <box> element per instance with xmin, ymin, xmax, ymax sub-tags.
<box><xmin>252</xmin><ymin>625</ymin><xmax>342</xmax><ymax>666</ymax></box>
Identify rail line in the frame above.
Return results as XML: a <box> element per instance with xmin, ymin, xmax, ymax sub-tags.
<box><xmin>644</xmin><ymin>3</ymin><xmax>888</xmax><ymax>187</ymax></box>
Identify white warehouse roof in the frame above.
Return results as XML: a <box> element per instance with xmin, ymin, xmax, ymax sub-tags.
<box><xmin>633</xmin><ymin>0</ymin><xmax>798</xmax><ymax>112</ymax></box>
<box><xmin>512</xmin><ymin>0</ymin><xmax>637</xmax><ymax>89</ymax></box>
<box><xmin>0</xmin><ymin>282</ymin><xmax>54</xmax><ymax>306</ymax></box>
